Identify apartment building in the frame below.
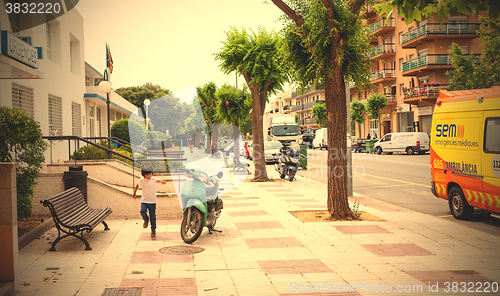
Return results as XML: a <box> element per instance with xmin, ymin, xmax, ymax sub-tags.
<box><xmin>350</xmin><ymin>7</ymin><xmax>486</xmax><ymax>139</ymax></box>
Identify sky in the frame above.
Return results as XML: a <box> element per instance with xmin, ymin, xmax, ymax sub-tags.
<box><xmin>76</xmin><ymin>0</ymin><xmax>286</xmax><ymax>103</ymax></box>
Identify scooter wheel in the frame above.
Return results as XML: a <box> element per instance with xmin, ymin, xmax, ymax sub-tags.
<box><xmin>181</xmin><ymin>207</ymin><xmax>204</xmax><ymax>244</ymax></box>
<box><xmin>280</xmin><ymin>174</ymin><xmax>285</xmax><ymax>179</ymax></box>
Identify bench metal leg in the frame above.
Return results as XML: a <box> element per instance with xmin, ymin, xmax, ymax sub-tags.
<box><xmin>50</xmin><ymin>225</ymin><xmax>92</xmax><ymax>251</ymax></box>
<box><xmin>102</xmin><ymin>221</ymin><xmax>110</xmax><ymax>231</ymax></box>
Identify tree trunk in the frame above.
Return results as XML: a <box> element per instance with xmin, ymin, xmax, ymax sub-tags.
<box><xmin>250</xmin><ymin>90</ymin><xmax>269</xmax><ymax>181</ymax></box>
<box><xmin>325</xmin><ymin>66</ymin><xmax>356</xmax><ymax>219</ymax></box>
<box><xmin>233</xmin><ymin>124</ymin><xmax>240</xmax><ymax>161</ymax></box>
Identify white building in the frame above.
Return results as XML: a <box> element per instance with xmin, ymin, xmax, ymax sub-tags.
<box><xmin>0</xmin><ymin>6</ymin><xmax>136</xmax><ymax>163</ymax></box>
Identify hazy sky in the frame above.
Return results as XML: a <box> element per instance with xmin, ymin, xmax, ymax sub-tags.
<box><xmin>76</xmin><ymin>0</ymin><xmax>285</xmax><ymax>102</ymax></box>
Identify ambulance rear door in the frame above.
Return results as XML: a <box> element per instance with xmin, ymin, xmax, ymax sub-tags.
<box><xmin>482</xmin><ymin>114</ymin><xmax>500</xmax><ymax>213</ymax></box>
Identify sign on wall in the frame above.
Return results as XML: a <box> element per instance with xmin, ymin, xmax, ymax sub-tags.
<box><xmin>1</xmin><ymin>31</ymin><xmax>38</xmax><ymax>69</ymax></box>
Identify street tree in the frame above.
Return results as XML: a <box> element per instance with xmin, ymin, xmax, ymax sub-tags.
<box><xmin>350</xmin><ymin>100</ymin><xmax>366</xmax><ymax>139</ymax></box>
<box><xmin>311</xmin><ymin>101</ymin><xmax>327</xmax><ymax>128</ymax></box>
<box><xmin>216</xmin><ymin>84</ymin><xmax>252</xmax><ymax>160</ymax></box>
<box><xmin>147</xmin><ymin>94</ymin><xmax>191</xmax><ymax>141</ymax></box>
<box><xmin>365</xmin><ymin>93</ymin><xmax>388</xmax><ymax>137</ymax></box>
<box><xmin>197</xmin><ymin>82</ymin><xmax>220</xmax><ymax>153</ymax></box>
<box><xmin>215</xmin><ymin>27</ymin><xmax>287</xmax><ymax>181</ymax></box>
<box><xmin>185</xmin><ymin>97</ymin><xmax>207</xmax><ymax>148</ymax></box>
<box><xmin>272</xmin><ymin>0</ymin><xmax>373</xmax><ymax>218</ymax></box>
<box><xmin>446</xmin><ymin>17</ymin><xmax>500</xmax><ymax>90</ymax></box>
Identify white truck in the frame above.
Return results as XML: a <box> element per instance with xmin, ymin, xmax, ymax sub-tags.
<box><xmin>263</xmin><ymin>113</ymin><xmax>300</xmax><ymax>144</ymax></box>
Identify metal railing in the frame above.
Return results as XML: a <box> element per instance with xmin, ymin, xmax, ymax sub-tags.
<box><xmin>402</xmin><ymin>23</ymin><xmax>481</xmax><ymax>44</ymax></box>
<box><xmin>383</xmin><ymin>93</ymin><xmax>396</xmax><ymax>103</ymax></box>
<box><xmin>402</xmin><ymin>54</ymin><xmax>459</xmax><ymax>72</ymax></box>
<box><xmin>366</xmin><ymin>18</ymin><xmax>395</xmax><ymax>34</ymax></box>
<box><xmin>403</xmin><ymin>84</ymin><xmax>449</xmax><ymax>99</ymax></box>
<box><xmin>292</xmin><ymin>100</ymin><xmax>325</xmax><ymax>112</ymax></box>
<box><xmin>368</xmin><ymin>43</ymin><xmax>395</xmax><ymax>58</ymax></box>
<box><xmin>371</xmin><ymin>69</ymin><xmax>396</xmax><ymax>81</ymax></box>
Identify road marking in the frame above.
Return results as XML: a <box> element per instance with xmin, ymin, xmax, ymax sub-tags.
<box><xmin>307</xmin><ymin>163</ymin><xmax>429</xmax><ymax>188</ymax></box>
<box><xmin>355</xmin><ymin>184</ymin><xmax>410</xmax><ymax>190</ymax></box>
<box><xmin>438</xmin><ymin>214</ymin><xmax>453</xmax><ymax>218</ymax></box>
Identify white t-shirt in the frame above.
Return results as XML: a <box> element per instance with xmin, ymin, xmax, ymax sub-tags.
<box><xmin>139</xmin><ymin>177</ymin><xmax>161</xmax><ymax>204</ymax></box>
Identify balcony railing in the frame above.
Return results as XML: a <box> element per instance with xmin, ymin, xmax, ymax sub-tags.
<box><xmin>292</xmin><ymin>100</ymin><xmax>325</xmax><ymax>112</ymax></box>
<box><xmin>366</xmin><ymin>18</ymin><xmax>395</xmax><ymax>35</ymax></box>
<box><xmin>383</xmin><ymin>93</ymin><xmax>396</xmax><ymax>103</ymax></box>
<box><xmin>403</xmin><ymin>84</ymin><xmax>449</xmax><ymax>99</ymax></box>
<box><xmin>402</xmin><ymin>54</ymin><xmax>457</xmax><ymax>72</ymax></box>
<box><xmin>402</xmin><ymin>23</ymin><xmax>481</xmax><ymax>45</ymax></box>
<box><xmin>371</xmin><ymin>69</ymin><xmax>396</xmax><ymax>81</ymax></box>
<box><xmin>368</xmin><ymin>43</ymin><xmax>395</xmax><ymax>58</ymax></box>
<box><xmin>300</xmin><ymin>118</ymin><xmax>317</xmax><ymax>125</ymax></box>
<box><xmin>291</xmin><ymin>84</ymin><xmax>325</xmax><ymax>98</ymax></box>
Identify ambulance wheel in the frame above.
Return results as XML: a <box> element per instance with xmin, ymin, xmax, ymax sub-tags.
<box><xmin>406</xmin><ymin>147</ymin><xmax>414</xmax><ymax>155</ymax></box>
<box><xmin>449</xmin><ymin>186</ymin><xmax>473</xmax><ymax>220</ymax></box>
<box><xmin>375</xmin><ymin>147</ymin><xmax>382</xmax><ymax>155</ymax></box>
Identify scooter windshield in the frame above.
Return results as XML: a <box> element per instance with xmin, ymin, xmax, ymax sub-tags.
<box><xmin>127</xmin><ymin>90</ymin><xmax>250</xmax><ymax>211</ymax></box>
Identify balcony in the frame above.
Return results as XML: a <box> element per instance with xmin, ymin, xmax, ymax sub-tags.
<box><xmin>403</xmin><ymin>84</ymin><xmax>449</xmax><ymax>101</ymax></box>
<box><xmin>402</xmin><ymin>54</ymin><xmax>455</xmax><ymax>76</ymax></box>
<box><xmin>368</xmin><ymin>43</ymin><xmax>395</xmax><ymax>59</ymax></box>
<box><xmin>402</xmin><ymin>23</ymin><xmax>480</xmax><ymax>48</ymax></box>
<box><xmin>366</xmin><ymin>18</ymin><xmax>395</xmax><ymax>36</ymax></box>
<box><xmin>300</xmin><ymin>117</ymin><xmax>317</xmax><ymax>125</ymax></box>
<box><xmin>291</xmin><ymin>84</ymin><xmax>325</xmax><ymax>98</ymax></box>
<box><xmin>283</xmin><ymin>105</ymin><xmax>292</xmax><ymax>114</ymax></box>
<box><xmin>371</xmin><ymin>69</ymin><xmax>396</xmax><ymax>83</ymax></box>
<box><xmin>292</xmin><ymin>100</ymin><xmax>325</xmax><ymax>112</ymax></box>
<box><xmin>384</xmin><ymin>93</ymin><xmax>397</xmax><ymax>104</ymax></box>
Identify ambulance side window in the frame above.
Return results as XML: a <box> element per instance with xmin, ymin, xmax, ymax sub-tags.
<box><xmin>484</xmin><ymin>117</ymin><xmax>500</xmax><ymax>154</ymax></box>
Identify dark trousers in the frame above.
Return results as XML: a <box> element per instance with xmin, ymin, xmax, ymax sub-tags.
<box><xmin>140</xmin><ymin>203</ymin><xmax>156</xmax><ymax>230</ymax></box>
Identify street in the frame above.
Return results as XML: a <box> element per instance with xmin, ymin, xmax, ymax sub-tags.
<box><xmin>269</xmin><ymin>148</ymin><xmax>500</xmax><ymax>237</ymax></box>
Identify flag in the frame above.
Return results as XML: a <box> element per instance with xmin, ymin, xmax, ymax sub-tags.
<box><xmin>106</xmin><ymin>44</ymin><xmax>113</xmax><ymax>73</ymax></box>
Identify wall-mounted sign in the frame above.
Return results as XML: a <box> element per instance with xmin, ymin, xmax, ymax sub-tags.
<box><xmin>397</xmin><ymin>104</ymin><xmax>411</xmax><ymax>113</ymax></box>
<box><xmin>415</xmin><ymin>106</ymin><xmax>433</xmax><ymax>116</ymax></box>
<box><xmin>382</xmin><ymin>113</ymin><xmax>391</xmax><ymax>120</ymax></box>
<box><xmin>1</xmin><ymin>31</ymin><xmax>38</xmax><ymax>69</ymax></box>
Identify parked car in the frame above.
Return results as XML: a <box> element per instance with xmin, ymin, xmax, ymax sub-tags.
<box><xmin>373</xmin><ymin>132</ymin><xmax>430</xmax><ymax>155</ymax></box>
<box><xmin>313</xmin><ymin>128</ymin><xmax>327</xmax><ymax>150</ymax></box>
<box><xmin>264</xmin><ymin>141</ymin><xmax>284</xmax><ymax>163</ymax></box>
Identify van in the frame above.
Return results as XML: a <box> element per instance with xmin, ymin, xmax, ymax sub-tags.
<box><xmin>430</xmin><ymin>86</ymin><xmax>500</xmax><ymax>220</ymax></box>
<box><xmin>373</xmin><ymin>132</ymin><xmax>429</xmax><ymax>155</ymax></box>
<box><xmin>313</xmin><ymin>128</ymin><xmax>327</xmax><ymax>150</ymax></box>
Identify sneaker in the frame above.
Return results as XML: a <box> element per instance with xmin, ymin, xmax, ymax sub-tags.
<box><xmin>143</xmin><ymin>220</ymin><xmax>148</xmax><ymax>228</ymax></box>
<box><xmin>151</xmin><ymin>230</ymin><xmax>156</xmax><ymax>237</ymax></box>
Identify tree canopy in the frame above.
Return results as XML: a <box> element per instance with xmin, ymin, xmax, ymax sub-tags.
<box><xmin>365</xmin><ymin>93</ymin><xmax>388</xmax><ymax>120</ymax></box>
<box><xmin>311</xmin><ymin>101</ymin><xmax>327</xmax><ymax>128</ymax></box>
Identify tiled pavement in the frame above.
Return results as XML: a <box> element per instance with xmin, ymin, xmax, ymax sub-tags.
<box><xmin>14</xmin><ymin>151</ymin><xmax>500</xmax><ymax>295</ymax></box>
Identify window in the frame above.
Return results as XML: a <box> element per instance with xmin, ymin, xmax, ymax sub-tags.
<box><xmin>86</xmin><ymin>75</ymin><xmax>90</xmax><ymax>86</ymax></box>
<box><xmin>72</xmin><ymin>102</ymin><xmax>82</xmax><ymax>136</ymax></box>
<box><xmin>398</xmin><ymin>31</ymin><xmax>403</xmax><ymax>44</ymax></box>
<box><xmin>48</xmin><ymin>95</ymin><xmax>63</xmax><ymax>136</ymax></box>
<box><xmin>69</xmin><ymin>34</ymin><xmax>80</xmax><ymax>75</ymax></box>
<box><xmin>400</xmin><ymin>83</ymin><xmax>405</xmax><ymax>95</ymax></box>
<box><xmin>484</xmin><ymin>117</ymin><xmax>500</xmax><ymax>154</ymax></box>
<box><xmin>12</xmin><ymin>83</ymin><xmax>34</xmax><ymax>117</ymax></box>
<box><xmin>94</xmin><ymin>78</ymin><xmax>103</xmax><ymax>86</ymax></box>
<box><xmin>97</xmin><ymin>107</ymin><xmax>102</xmax><ymax>137</ymax></box>
<box><xmin>399</xmin><ymin>58</ymin><xmax>404</xmax><ymax>70</ymax></box>
<box><xmin>370</xmin><ymin>119</ymin><xmax>379</xmax><ymax>138</ymax></box>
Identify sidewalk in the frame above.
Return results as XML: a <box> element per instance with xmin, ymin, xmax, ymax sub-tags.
<box><xmin>14</xmin><ymin>150</ymin><xmax>500</xmax><ymax>295</ymax></box>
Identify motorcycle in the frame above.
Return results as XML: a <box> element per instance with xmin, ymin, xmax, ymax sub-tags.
<box><xmin>274</xmin><ymin>142</ymin><xmax>301</xmax><ymax>182</ymax></box>
<box><xmin>179</xmin><ymin>168</ymin><xmax>224</xmax><ymax>243</ymax></box>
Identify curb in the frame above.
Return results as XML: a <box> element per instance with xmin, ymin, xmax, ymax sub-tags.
<box><xmin>18</xmin><ymin>218</ymin><xmax>54</xmax><ymax>250</ymax></box>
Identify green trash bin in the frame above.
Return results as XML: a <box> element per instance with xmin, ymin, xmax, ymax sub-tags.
<box><xmin>299</xmin><ymin>145</ymin><xmax>307</xmax><ymax>169</ymax></box>
<box><xmin>365</xmin><ymin>139</ymin><xmax>375</xmax><ymax>153</ymax></box>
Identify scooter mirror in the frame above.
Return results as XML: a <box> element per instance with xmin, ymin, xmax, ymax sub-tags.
<box><xmin>217</xmin><ymin>172</ymin><xmax>223</xmax><ymax>179</ymax></box>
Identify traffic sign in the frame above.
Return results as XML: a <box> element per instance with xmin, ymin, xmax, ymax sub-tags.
<box><xmin>307</xmin><ymin>127</ymin><xmax>312</xmax><ymax>133</ymax></box>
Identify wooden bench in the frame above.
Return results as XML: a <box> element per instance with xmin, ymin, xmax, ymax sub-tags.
<box><xmin>40</xmin><ymin>187</ymin><xmax>112</xmax><ymax>251</ymax></box>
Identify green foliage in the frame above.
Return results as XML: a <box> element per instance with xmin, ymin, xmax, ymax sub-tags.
<box><xmin>215</xmin><ymin>27</ymin><xmax>288</xmax><ymax>96</ymax></box>
<box><xmin>0</xmin><ymin>107</ymin><xmax>48</xmax><ymax>219</ymax></box>
<box><xmin>377</xmin><ymin>0</ymin><xmax>498</xmax><ymax>25</ymax></box>
<box><xmin>350</xmin><ymin>100</ymin><xmax>366</xmax><ymax>124</ymax></box>
<box><xmin>148</xmin><ymin>94</ymin><xmax>192</xmax><ymax>138</ymax></box>
<box><xmin>295</xmin><ymin>114</ymin><xmax>300</xmax><ymax>124</ymax></box>
<box><xmin>311</xmin><ymin>101</ymin><xmax>327</xmax><ymax>128</ymax></box>
<box><xmin>446</xmin><ymin>17</ymin><xmax>500</xmax><ymax>90</ymax></box>
<box><xmin>111</xmin><ymin>118</ymin><xmax>145</xmax><ymax>144</ymax></box>
<box><xmin>145</xmin><ymin>131</ymin><xmax>171</xmax><ymax>150</ymax></box>
<box><xmin>365</xmin><ymin>93</ymin><xmax>388</xmax><ymax>119</ymax></box>
<box><xmin>115</xmin><ymin>83</ymin><xmax>170</xmax><ymax>109</ymax></box>
<box><xmin>71</xmin><ymin>145</ymin><xmax>106</xmax><ymax>160</ymax></box>
<box><xmin>278</xmin><ymin>0</ymin><xmax>373</xmax><ymax>90</ymax></box>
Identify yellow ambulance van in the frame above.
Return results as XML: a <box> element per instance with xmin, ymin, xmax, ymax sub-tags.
<box><xmin>431</xmin><ymin>86</ymin><xmax>500</xmax><ymax>220</ymax></box>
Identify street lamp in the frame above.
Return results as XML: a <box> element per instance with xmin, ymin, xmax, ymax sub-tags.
<box><xmin>98</xmin><ymin>69</ymin><xmax>112</xmax><ymax>156</ymax></box>
<box><xmin>144</xmin><ymin>99</ymin><xmax>150</xmax><ymax>130</ymax></box>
